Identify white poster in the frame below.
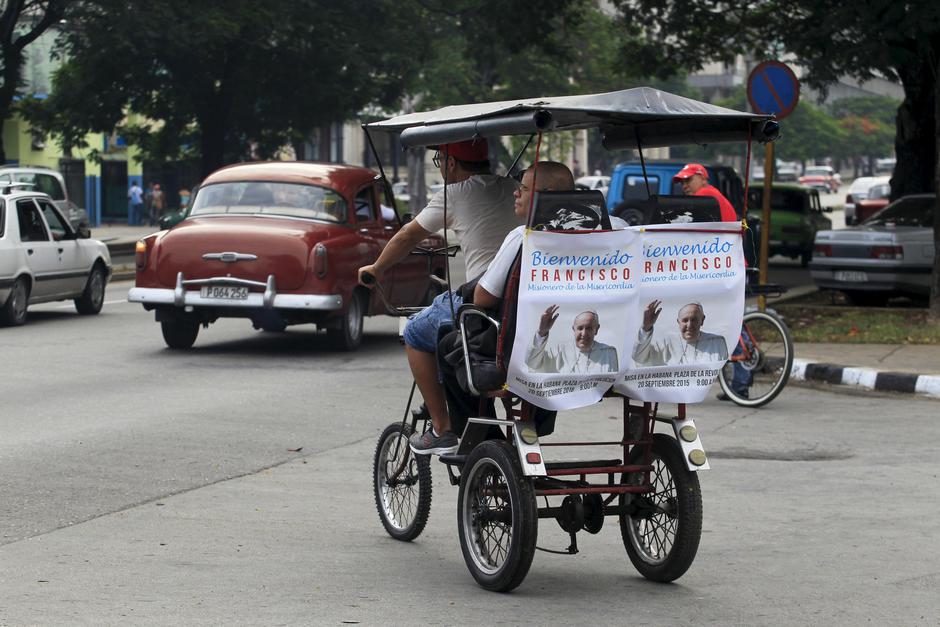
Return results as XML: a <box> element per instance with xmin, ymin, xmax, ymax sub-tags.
<box><xmin>506</xmin><ymin>223</ymin><xmax>745</xmax><ymax>408</ymax></box>
<box><xmin>615</xmin><ymin>223</ymin><xmax>745</xmax><ymax>402</ymax></box>
<box><xmin>506</xmin><ymin>229</ymin><xmax>640</xmax><ymax>410</ymax></box>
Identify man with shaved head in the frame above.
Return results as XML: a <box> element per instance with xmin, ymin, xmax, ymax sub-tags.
<box><xmin>632</xmin><ymin>300</ymin><xmax>729</xmax><ymax>366</ymax></box>
<box><xmin>525</xmin><ymin>307</ymin><xmax>619</xmax><ymax>374</ymax></box>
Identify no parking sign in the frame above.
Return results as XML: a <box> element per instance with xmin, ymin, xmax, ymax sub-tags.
<box><xmin>747</xmin><ymin>61</ymin><xmax>799</xmax><ymax>120</ymax></box>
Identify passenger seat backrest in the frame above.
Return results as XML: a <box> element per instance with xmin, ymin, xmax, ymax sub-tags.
<box><xmin>644</xmin><ymin>194</ymin><xmax>721</xmax><ymax>224</ymax></box>
<box><xmin>496</xmin><ymin>189</ymin><xmax>613</xmax><ymax>370</ymax></box>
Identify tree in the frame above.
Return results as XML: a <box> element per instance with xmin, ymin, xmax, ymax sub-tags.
<box><xmin>24</xmin><ymin>0</ymin><xmax>428</xmax><ymax>177</ymax></box>
<box><xmin>0</xmin><ymin>0</ymin><xmax>68</xmax><ymax>163</ymax></box>
<box><xmin>829</xmin><ymin>95</ymin><xmax>899</xmax><ymax>175</ymax></box>
<box><xmin>611</xmin><ymin>0</ymin><xmax>940</xmax><ymax>317</ymax></box>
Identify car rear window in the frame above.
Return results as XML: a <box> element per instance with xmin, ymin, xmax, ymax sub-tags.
<box><xmin>863</xmin><ymin>196</ymin><xmax>935</xmax><ymax>227</ymax></box>
<box><xmin>748</xmin><ymin>188</ymin><xmax>807</xmax><ymax>213</ymax></box>
<box><xmin>190</xmin><ymin>182</ymin><xmax>347</xmax><ymax>222</ymax></box>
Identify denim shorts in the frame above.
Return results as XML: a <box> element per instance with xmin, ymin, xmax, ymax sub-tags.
<box><xmin>402</xmin><ymin>290</ymin><xmax>464</xmax><ymax>352</ymax></box>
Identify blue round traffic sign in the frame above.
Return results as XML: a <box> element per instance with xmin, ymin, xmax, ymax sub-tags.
<box><xmin>747</xmin><ymin>61</ymin><xmax>800</xmax><ymax>119</ymax></box>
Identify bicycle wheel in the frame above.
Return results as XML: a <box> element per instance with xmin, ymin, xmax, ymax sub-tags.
<box><xmin>620</xmin><ymin>434</ymin><xmax>702</xmax><ymax>582</ymax></box>
<box><xmin>373</xmin><ymin>422</ymin><xmax>432</xmax><ymax>541</ymax></box>
<box><xmin>457</xmin><ymin>440</ymin><xmax>537</xmax><ymax>592</ymax></box>
<box><xmin>718</xmin><ymin>309</ymin><xmax>794</xmax><ymax>407</ymax></box>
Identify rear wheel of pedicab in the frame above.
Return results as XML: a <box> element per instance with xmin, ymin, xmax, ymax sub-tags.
<box><xmin>620</xmin><ymin>434</ymin><xmax>702</xmax><ymax>583</ymax></box>
<box><xmin>458</xmin><ymin>440</ymin><xmax>537</xmax><ymax>592</ymax></box>
<box><xmin>717</xmin><ymin>309</ymin><xmax>793</xmax><ymax>407</ymax></box>
<box><xmin>373</xmin><ymin>422</ymin><xmax>432</xmax><ymax>541</ymax></box>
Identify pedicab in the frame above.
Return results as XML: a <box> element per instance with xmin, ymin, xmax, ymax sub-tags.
<box><xmin>363</xmin><ymin>88</ymin><xmax>779</xmax><ymax>592</ymax></box>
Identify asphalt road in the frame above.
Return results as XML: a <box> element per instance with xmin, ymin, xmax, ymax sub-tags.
<box><xmin>2</xmin><ymin>279</ymin><xmax>939</xmax><ymax>624</ymax></box>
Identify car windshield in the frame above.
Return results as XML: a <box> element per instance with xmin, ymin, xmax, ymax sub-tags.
<box><xmin>748</xmin><ymin>188</ymin><xmax>806</xmax><ymax>213</ymax></box>
<box><xmin>190</xmin><ymin>182</ymin><xmax>347</xmax><ymax>222</ymax></box>
<box><xmin>863</xmin><ymin>196</ymin><xmax>934</xmax><ymax>227</ymax></box>
<box><xmin>804</xmin><ymin>168</ymin><xmax>829</xmax><ymax>176</ymax></box>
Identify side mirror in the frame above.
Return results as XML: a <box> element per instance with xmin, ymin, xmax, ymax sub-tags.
<box><xmin>76</xmin><ymin>222</ymin><xmax>91</xmax><ymax>239</ymax></box>
<box><xmin>400</xmin><ymin>212</ymin><xmax>414</xmax><ymax>225</ymax></box>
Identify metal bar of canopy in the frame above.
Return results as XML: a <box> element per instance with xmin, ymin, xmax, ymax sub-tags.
<box><xmin>602</xmin><ymin>119</ymin><xmax>779</xmax><ymax>150</ymax></box>
<box><xmin>398</xmin><ymin>111</ymin><xmax>555</xmax><ymax>148</ymax></box>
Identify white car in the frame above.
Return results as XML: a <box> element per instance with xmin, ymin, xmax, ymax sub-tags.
<box><xmin>0</xmin><ymin>186</ymin><xmax>111</xmax><ymax>326</ymax></box>
<box><xmin>575</xmin><ymin>175</ymin><xmax>610</xmax><ymax>198</ymax></box>
<box><xmin>843</xmin><ymin>176</ymin><xmax>890</xmax><ymax>225</ymax></box>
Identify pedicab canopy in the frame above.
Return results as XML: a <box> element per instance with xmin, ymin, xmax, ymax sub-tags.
<box><xmin>367</xmin><ymin>87</ymin><xmax>778</xmax><ymax>150</ymax></box>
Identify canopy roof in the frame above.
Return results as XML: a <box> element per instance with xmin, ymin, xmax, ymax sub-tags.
<box><xmin>367</xmin><ymin>87</ymin><xmax>778</xmax><ymax>150</ymax></box>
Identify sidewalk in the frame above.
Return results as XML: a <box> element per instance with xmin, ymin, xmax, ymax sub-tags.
<box><xmin>94</xmin><ymin>224</ymin><xmax>940</xmax><ymax>400</ymax></box>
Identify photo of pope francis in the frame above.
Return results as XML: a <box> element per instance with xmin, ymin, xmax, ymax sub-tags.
<box><xmin>632</xmin><ymin>300</ymin><xmax>729</xmax><ymax>366</ymax></box>
<box><xmin>525</xmin><ymin>306</ymin><xmax>619</xmax><ymax>374</ymax></box>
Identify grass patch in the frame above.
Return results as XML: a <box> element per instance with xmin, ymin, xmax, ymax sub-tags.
<box><xmin>775</xmin><ymin>301</ymin><xmax>940</xmax><ymax>344</ymax></box>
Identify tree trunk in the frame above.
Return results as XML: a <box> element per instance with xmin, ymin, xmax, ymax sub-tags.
<box><xmin>198</xmin><ymin>114</ymin><xmax>227</xmax><ymax>179</ymax></box>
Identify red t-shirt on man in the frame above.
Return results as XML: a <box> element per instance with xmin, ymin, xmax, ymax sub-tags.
<box><xmin>694</xmin><ymin>184</ymin><xmax>739</xmax><ymax>223</ymax></box>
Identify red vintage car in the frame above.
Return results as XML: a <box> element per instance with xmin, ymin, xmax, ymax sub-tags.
<box><xmin>128</xmin><ymin>162</ymin><xmax>445</xmax><ymax>350</ymax></box>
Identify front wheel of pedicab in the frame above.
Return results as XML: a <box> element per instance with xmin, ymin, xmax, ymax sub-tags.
<box><xmin>620</xmin><ymin>434</ymin><xmax>702</xmax><ymax>582</ymax></box>
<box><xmin>373</xmin><ymin>422</ymin><xmax>432</xmax><ymax>541</ymax></box>
<box><xmin>457</xmin><ymin>440</ymin><xmax>537</xmax><ymax>592</ymax></box>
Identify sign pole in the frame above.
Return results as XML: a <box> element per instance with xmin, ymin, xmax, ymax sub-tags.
<box><xmin>758</xmin><ymin>143</ymin><xmax>774</xmax><ymax>310</ymax></box>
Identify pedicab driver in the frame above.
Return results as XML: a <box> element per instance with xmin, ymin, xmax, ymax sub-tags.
<box><xmin>358</xmin><ymin>139</ymin><xmax>520</xmax><ymax>456</ymax></box>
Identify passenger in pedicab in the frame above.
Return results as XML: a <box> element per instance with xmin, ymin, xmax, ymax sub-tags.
<box><xmin>438</xmin><ymin>161</ymin><xmax>627</xmax><ymax>440</ymax></box>
<box><xmin>357</xmin><ymin>138</ymin><xmax>520</xmax><ymax>456</ymax></box>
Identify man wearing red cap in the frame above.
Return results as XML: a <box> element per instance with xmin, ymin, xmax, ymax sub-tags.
<box><xmin>358</xmin><ymin>138</ymin><xmax>520</xmax><ymax>455</ymax></box>
<box><xmin>673</xmin><ymin>163</ymin><xmax>739</xmax><ymax>223</ymax></box>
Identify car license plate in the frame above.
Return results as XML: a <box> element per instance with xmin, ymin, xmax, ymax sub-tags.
<box><xmin>200</xmin><ymin>285</ymin><xmax>249</xmax><ymax>300</ymax></box>
<box><xmin>834</xmin><ymin>271</ymin><xmax>868</xmax><ymax>282</ymax></box>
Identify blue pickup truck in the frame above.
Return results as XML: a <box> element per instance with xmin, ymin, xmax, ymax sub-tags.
<box><xmin>605</xmin><ymin>161</ymin><xmax>745</xmax><ymax>225</ymax></box>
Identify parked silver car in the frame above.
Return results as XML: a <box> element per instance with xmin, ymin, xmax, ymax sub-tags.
<box><xmin>0</xmin><ymin>166</ymin><xmax>88</xmax><ymax>230</ymax></box>
<box><xmin>810</xmin><ymin>194</ymin><xmax>935</xmax><ymax>305</ymax></box>
<box><xmin>0</xmin><ymin>186</ymin><xmax>111</xmax><ymax>326</ymax></box>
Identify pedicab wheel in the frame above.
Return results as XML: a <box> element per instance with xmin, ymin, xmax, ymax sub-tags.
<box><xmin>717</xmin><ymin>309</ymin><xmax>793</xmax><ymax>407</ymax></box>
<box><xmin>457</xmin><ymin>440</ymin><xmax>537</xmax><ymax>592</ymax></box>
<box><xmin>620</xmin><ymin>434</ymin><xmax>702</xmax><ymax>583</ymax></box>
<box><xmin>373</xmin><ymin>422</ymin><xmax>432</xmax><ymax>541</ymax></box>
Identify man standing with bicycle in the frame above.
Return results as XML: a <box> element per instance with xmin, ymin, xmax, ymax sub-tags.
<box><xmin>673</xmin><ymin>163</ymin><xmax>750</xmax><ymax>400</ymax></box>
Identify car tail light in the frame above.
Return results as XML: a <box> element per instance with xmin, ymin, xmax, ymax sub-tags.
<box><xmin>135</xmin><ymin>240</ymin><xmax>148</xmax><ymax>269</ymax></box>
<box><xmin>314</xmin><ymin>243</ymin><xmax>328</xmax><ymax>277</ymax></box>
<box><xmin>870</xmin><ymin>245</ymin><xmax>903</xmax><ymax>260</ymax></box>
<box><xmin>814</xmin><ymin>244</ymin><xmax>832</xmax><ymax>258</ymax></box>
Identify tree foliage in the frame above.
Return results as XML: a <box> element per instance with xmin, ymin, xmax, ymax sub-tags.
<box><xmin>0</xmin><ymin>0</ymin><xmax>68</xmax><ymax>163</ymax></box>
<box><xmin>611</xmin><ymin>0</ymin><xmax>940</xmax><ymax>315</ymax></box>
<box><xmin>24</xmin><ymin>0</ymin><xmax>429</xmax><ymax>176</ymax></box>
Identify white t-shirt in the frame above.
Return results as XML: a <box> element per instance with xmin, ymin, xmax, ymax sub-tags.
<box><xmin>415</xmin><ymin>174</ymin><xmax>520</xmax><ymax>281</ymax></box>
<box><xmin>478</xmin><ymin>216</ymin><xmax>628</xmax><ymax>299</ymax></box>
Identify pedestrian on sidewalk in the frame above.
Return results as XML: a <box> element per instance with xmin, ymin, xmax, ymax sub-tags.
<box><xmin>127</xmin><ymin>180</ymin><xmax>144</xmax><ymax>226</ymax></box>
<box><xmin>150</xmin><ymin>183</ymin><xmax>166</xmax><ymax>225</ymax></box>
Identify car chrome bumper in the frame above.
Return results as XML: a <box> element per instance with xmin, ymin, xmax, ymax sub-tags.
<box><xmin>127</xmin><ymin>272</ymin><xmax>343</xmax><ymax>310</ymax></box>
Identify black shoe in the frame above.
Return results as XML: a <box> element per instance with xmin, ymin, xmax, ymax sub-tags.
<box><xmin>717</xmin><ymin>390</ymin><xmax>749</xmax><ymax>401</ymax></box>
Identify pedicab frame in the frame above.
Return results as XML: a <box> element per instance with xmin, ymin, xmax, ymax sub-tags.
<box><xmin>364</xmin><ymin>87</ymin><xmax>779</xmax><ymax>592</ymax></box>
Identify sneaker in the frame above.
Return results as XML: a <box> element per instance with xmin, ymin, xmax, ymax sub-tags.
<box><xmin>409</xmin><ymin>428</ymin><xmax>458</xmax><ymax>456</ymax></box>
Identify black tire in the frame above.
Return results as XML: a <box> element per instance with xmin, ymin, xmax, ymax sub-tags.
<box><xmin>800</xmin><ymin>248</ymin><xmax>812</xmax><ymax>267</ymax></box>
<box><xmin>423</xmin><ymin>278</ymin><xmax>444</xmax><ymax>307</ymax></box>
<box><xmin>615</xmin><ymin>206</ymin><xmax>645</xmax><ymax>226</ymax></box>
<box><xmin>844</xmin><ymin>290</ymin><xmax>889</xmax><ymax>307</ymax></box>
<box><xmin>457</xmin><ymin>440</ymin><xmax>537</xmax><ymax>592</ymax></box>
<box><xmin>620</xmin><ymin>434</ymin><xmax>702</xmax><ymax>583</ymax></box>
<box><xmin>74</xmin><ymin>264</ymin><xmax>106</xmax><ymax>315</ymax></box>
<box><xmin>161</xmin><ymin>319</ymin><xmax>199</xmax><ymax>349</ymax></box>
<box><xmin>718</xmin><ymin>309</ymin><xmax>793</xmax><ymax>407</ymax></box>
<box><xmin>0</xmin><ymin>277</ymin><xmax>29</xmax><ymax>326</ymax></box>
<box><xmin>373</xmin><ymin>422</ymin><xmax>432</xmax><ymax>541</ymax></box>
<box><xmin>328</xmin><ymin>289</ymin><xmax>364</xmax><ymax>350</ymax></box>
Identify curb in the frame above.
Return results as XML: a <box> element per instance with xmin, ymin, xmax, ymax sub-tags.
<box><xmin>791</xmin><ymin>359</ymin><xmax>940</xmax><ymax>399</ymax></box>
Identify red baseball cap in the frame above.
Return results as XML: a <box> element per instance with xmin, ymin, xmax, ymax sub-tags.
<box><xmin>433</xmin><ymin>138</ymin><xmax>489</xmax><ymax>163</ymax></box>
<box><xmin>673</xmin><ymin>163</ymin><xmax>708</xmax><ymax>181</ymax></box>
